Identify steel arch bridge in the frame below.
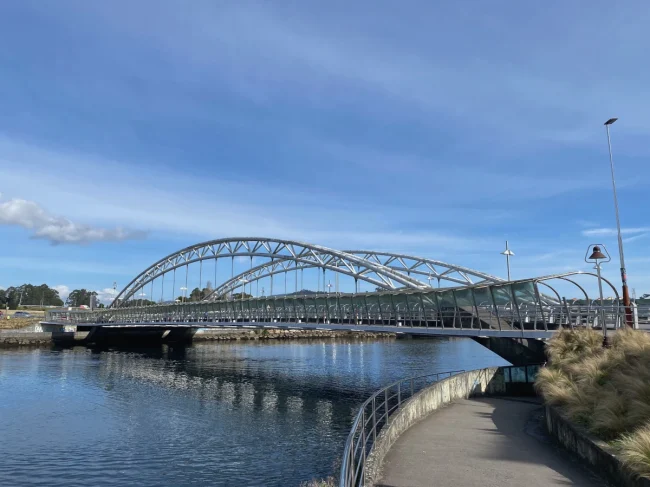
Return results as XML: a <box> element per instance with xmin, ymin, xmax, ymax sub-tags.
<box><xmin>39</xmin><ymin>235</ymin><xmax>622</xmax><ymax>340</ymax></box>
<box><xmin>110</xmin><ymin>238</ymin><xmax>504</xmax><ymax>308</ymax></box>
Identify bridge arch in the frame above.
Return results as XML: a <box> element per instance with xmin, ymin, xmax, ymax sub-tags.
<box><xmin>110</xmin><ymin>238</ymin><xmax>435</xmax><ymax>308</ymax></box>
<box><xmin>206</xmin><ymin>250</ymin><xmax>504</xmax><ymax>301</ymax></box>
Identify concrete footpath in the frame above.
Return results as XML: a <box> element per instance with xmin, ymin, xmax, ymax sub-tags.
<box><xmin>377</xmin><ymin>397</ymin><xmax>608</xmax><ymax>487</ymax></box>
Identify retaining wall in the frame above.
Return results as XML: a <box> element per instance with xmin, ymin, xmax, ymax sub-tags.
<box><xmin>546</xmin><ymin>405</ymin><xmax>650</xmax><ymax>487</ymax></box>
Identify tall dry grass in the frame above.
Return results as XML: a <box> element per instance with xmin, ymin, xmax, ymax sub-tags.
<box><xmin>537</xmin><ymin>327</ymin><xmax>650</xmax><ymax>478</ymax></box>
<box><xmin>617</xmin><ymin>425</ymin><xmax>650</xmax><ymax>479</ymax></box>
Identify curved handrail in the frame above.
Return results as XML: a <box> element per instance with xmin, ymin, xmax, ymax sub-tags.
<box><xmin>339</xmin><ymin>369</ymin><xmax>465</xmax><ymax>487</ymax></box>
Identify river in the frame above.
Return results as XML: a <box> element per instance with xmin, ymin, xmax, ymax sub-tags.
<box><xmin>0</xmin><ymin>337</ymin><xmax>508</xmax><ymax>486</ymax></box>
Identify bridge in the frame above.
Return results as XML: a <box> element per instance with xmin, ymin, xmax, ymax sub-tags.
<box><xmin>44</xmin><ymin>237</ymin><xmax>625</xmax><ymax>364</ymax></box>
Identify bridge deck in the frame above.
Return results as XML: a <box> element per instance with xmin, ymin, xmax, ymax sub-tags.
<box><xmin>42</xmin><ymin>321</ymin><xmax>558</xmax><ymax>339</ymax></box>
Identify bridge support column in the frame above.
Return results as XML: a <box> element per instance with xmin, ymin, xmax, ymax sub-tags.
<box><xmin>472</xmin><ymin>337</ymin><xmax>546</xmax><ymax>366</ymax></box>
<box><xmin>162</xmin><ymin>328</ymin><xmax>196</xmax><ymax>343</ymax></box>
<box><xmin>83</xmin><ymin>326</ymin><xmax>195</xmax><ymax>346</ymax></box>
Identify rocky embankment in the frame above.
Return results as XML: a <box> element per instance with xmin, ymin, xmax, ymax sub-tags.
<box><xmin>0</xmin><ymin>332</ymin><xmax>54</xmax><ymax>347</ymax></box>
<box><xmin>0</xmin><ymin>327</ymin><xmax>396</xmax><ymax>348</ymax></box>
<box><xmin>193</xmin><ymin>328</ymin><xmax>395</xmax><ymax>341</ymax></box>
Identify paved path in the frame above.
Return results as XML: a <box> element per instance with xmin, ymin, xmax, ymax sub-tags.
<box><xmin>377</xmin><ymin>397</ymin><xmax>608</xmax><ymax>487</ymax></box>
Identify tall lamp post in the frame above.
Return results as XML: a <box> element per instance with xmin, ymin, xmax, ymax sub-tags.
<box><xmin>501</xmin><ymin>241</ymin><xmax>514</xmax><ymax>281</ymax></box>
<box><xmin>586</xmin><ymin>244</ymin><xmax>611</xmax><ymax>342</ymax></box>
<box><xmin>604</xmin><ymin>118</ymin><xmax>632</xmax><ymax>326</ymax></box>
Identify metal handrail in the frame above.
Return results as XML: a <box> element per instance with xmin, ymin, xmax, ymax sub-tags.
<box><xmin>338</xmin><ymin>369</ymin><xmax>465</xmax><ymax>487</ymax></box>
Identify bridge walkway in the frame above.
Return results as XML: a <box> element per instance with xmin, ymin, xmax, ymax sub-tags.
<box><xmin>377</xmin><ymin>397</ymin><xmax>607</xmax><ymax>487</ymax></box>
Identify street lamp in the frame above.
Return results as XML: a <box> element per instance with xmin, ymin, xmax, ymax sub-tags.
<box><xmin>180</xmin><ymin>286</ymin><xmax>187</xmax><ymax>303</ymax></box>
<box><xmin>604</xmin><ymin>118</ymin><xmax>632</xmax><ymax>325</ymax></box>
<box><xmin>501</xmin><ymin>241</ymin><xmax>514</xmax><ymax>281</ymax></box>
<box><xmin>586</xmin><ymin>244</ymin><xmax>611</xmax><ymax>342</ymax></box>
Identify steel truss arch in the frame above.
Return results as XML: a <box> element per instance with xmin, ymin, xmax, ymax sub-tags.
<box><xmin>205</xmin><ymin>250</ymin><xmax>504</xmax><ymax>301</ymax></box>
<box><xmin>110</xmin><ymin>238</ymin><xmax>431</xmax><ymax>308</ymax></box>
<box><xmin>343</xmin><ymin>250</ymin><xmax>503</xmax><ymax>285</ymax></box>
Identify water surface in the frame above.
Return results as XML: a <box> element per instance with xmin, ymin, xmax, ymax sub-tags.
<box><xmin>0</xmin><ymin>337</ymin><xmax>507</xmax><ymax>486</ymax></box>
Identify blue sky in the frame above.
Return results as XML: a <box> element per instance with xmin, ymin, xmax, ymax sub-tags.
<box><xmin>1</xmin><ymin>1</ymin><xmax>649</xmax><ymax>302</ymax></box>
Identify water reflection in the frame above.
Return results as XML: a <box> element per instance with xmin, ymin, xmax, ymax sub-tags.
<box><xmin>0</xmin><ymin>338</ymin><xmax>507</xmax><ymax>486</ymax></box>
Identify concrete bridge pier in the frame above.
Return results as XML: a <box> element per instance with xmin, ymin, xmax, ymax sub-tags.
<box><xmin>82</xmin><ymin>326</ymin><xmax>195</xmax><ymax>345</ymax></box>
<box><xmin>472</xmin><ymin>336</ymin><xmax>546</xmax><ymax>366</ymax></box>
<box><xmin>162</xmin><ymin>328</ymin><xmax>196</xmax><ymax>343</ymax></box>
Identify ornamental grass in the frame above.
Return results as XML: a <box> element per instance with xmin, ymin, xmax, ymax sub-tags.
<box><xmin>537</xmin><ymin>327</ymin><xmax>650</xmax><ymax>478</ymax></box>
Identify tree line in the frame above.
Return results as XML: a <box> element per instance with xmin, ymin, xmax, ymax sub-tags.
<box><xmin>0</xmin><ymin>284</ymin><xmax>106</xmax><ymax>309</ymax></box>
<box><xmin>1</xmin><ymin>284</ymin><xmax>64</xmax><ymax>309</ymax></box>
<box><xmin>0</xmin><ymin>282</ymin><xmax>257</xmax><ymax>311</ymax></box>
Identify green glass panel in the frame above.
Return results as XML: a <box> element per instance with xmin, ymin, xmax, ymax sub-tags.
<box><xmin>438</xmin><ymin>290</ymin><xmax>456</xmax><ymax>326</ymax></box>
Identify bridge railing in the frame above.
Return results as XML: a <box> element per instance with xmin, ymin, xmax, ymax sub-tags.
<box><xmin>338</xmin><ymin>369</ymin><xmax>464</xmax><ymax>487</ymax></box>
<box><xmin>45</xmin><ymin>300</ymin><xmax>639</xmax><ymax>332</ymax></box>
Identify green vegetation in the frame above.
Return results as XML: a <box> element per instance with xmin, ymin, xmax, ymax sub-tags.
<box><xmin>66</xmin><ymin>289</ymin><xmax>97</xmax><ymax>307</ymax></box>
<box><xmin>0</xmin><ymin>284</ymin><xmax>64</xmax><ymax>309</ymax></box>
<box><xmin>536</xmin><ymin>327</ymin><xmax>650</xmax><ymax>478</ymax></box>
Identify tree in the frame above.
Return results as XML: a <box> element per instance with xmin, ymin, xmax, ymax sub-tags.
<box><xmin>66</xmin><ymin>289</ymin><xmax>97</xmax><ymax>307</ymax></box>
<box><xmin>189</xmin><ymin>287</ymin><xmax>204</xmax><ymax>302</ymax></box>
<box><xmin>0</xmin><ymin>284</ymin><xmax>63</xmax><ymax>309</ymax></box>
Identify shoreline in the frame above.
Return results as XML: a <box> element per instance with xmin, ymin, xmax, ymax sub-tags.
<box><xmin>0</xmin><ymin>328</ymin><xmax>396</xmax><ymax>348</ymax></box>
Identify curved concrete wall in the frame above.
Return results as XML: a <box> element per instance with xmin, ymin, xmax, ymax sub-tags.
<box><xmin>546</xmin><ymin>406</ymin><xmax>650</xmax><ymax>487</ymax></box>
<box><xmin>365</xmin><ymin>367</ymin><xmax>505</xmax><ymax>485</ymax></box>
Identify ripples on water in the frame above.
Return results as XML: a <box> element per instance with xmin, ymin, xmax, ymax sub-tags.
<box><xmin>0</xmin><ymin>337</ymin><xmax>507</xmax><ymax>486</ymax></box>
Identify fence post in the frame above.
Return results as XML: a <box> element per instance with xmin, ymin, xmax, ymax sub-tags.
<box><xmin>384</xmin><ymin>388</ymin><xmax>389</xmax><ymax>423</ymax></box>
<box><xmin>349</xmin><ymin>437</ymin><xmax>354</xmax><ymax>486</ymax></box>
<box><xmin>372</xmin><ymin>396</ymin><xmax>377</xmax><ymax>442</ymax></box>
<box><xmin>361</xmin><ymin>409</ymin><xmax>366</xmax><ymax>486</ymax></box>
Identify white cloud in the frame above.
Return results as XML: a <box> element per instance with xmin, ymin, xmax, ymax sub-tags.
<box><xmin>0</xmin><ymin>197</ymin><xmax>147</xmax><ymax>245</ymax></box>
<box><xmin>582</xmin><ymin>227</ymin><xmax>650</xmax><ymax>237</ymax></box>
<box><xmin>95</xmin><ymin>287</ymin><xmax>119</xmax><ymax>304</ymax></box>
<box><xmin>0</xmin><ymin>137</ymin><xmax>482</xmax><ymax>255</ymax></box>
<box><xmin>53</xmin><ymin>285</ymin><xmax>70</xmax><ymax>302</ymax></box>
<box><xmin>624</xmin><ymin>233</ymin><xmax>649</xmax><ymax>244</ymax></box>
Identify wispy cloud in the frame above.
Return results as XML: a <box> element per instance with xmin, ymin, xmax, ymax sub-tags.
<box><xmin>0</xmin><ymin>256</ymin><xmax>137</xmax><ymax>276</ymax></box>
<box><xmin>582</xmin><ymin>227</ymin><xmax>650</xmax><ymax>237</ymax></box>
<box><xmin>0</xmin><ymin>196</ymin><xmax>147</xmax><ymax>245</ymax></box>
<box><xmin>624</xmin><ymin>233</ymin><xmax>648</xmax><ymax>244</ymax></box>
<box><xmin>0</xmin><ymin>136</ymin><xmax>483</xmax><ymax>254</ymax></box>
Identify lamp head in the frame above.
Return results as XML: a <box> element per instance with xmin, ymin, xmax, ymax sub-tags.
<box><xmin>588</xmin><ymin>245</ymin><xmax>607</xmax><ymax>260</ymax></box>
<box><xmin>604</xmin><ymin>118</ymin><xmax>618</xmax><ymax>126</ymax></box>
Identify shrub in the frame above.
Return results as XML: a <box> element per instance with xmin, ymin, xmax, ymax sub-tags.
<box><xmin>617</xmin><ymin>424</ymin><xmax>650</xmax><ymax>479</ymax></box>
<box><xmin>538</xmin><ymin>327</ymin><xmax>650</xmax><ymax>478</ymax></box>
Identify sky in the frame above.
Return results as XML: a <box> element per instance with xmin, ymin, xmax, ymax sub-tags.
<box><xmin>1</xmin><ymin>1</ymin><xmax>649</xmax><ymax>303</ymax></box>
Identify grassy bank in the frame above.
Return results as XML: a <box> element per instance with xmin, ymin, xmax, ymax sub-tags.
<box><xmin>536</xmin><ymin>327</ymin><xmax>650</xmax><ymax>478</ymax></box>
<box><xmin>0</xmin><ymin>315</ymin><xmax>43</xmax><ymax>330</ymax></box>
